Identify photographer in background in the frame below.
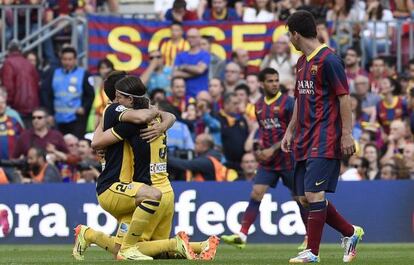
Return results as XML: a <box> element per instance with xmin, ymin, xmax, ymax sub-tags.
<box><xmin>168</xmin><ymin>133</ymin><xmax>237</xmax><ymax>181</ymax></box>
<box><xmin>26</xmin><ymin>147</ymin><xmax>61</xmax><ymax>183</ymax></box>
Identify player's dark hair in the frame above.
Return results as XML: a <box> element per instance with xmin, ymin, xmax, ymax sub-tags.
<box><xmin>409</xmin><ymin>58</ymin><xmax>414</xmax><ymax>66</ymax></box>
<box><xmin>115</xmin><ymin>75</ymin><xmax>149</xmax><ymax>109</ymax></box>
<box><xmin>286</xmin><ymin>10</ymin><xmax>317</xmax><ymax>38</ymax></box>
<box><xmin>61</xmin><ymin>46</ymin><xmax>77</xmax><ymax>58</ymax></box>
<box><xmin>234</xmin><ymin>83</ymin><xmax>250</xmax><ymax>96</ymax></box>
<box><xmin>258</xmin><ymin>68</ymin><xmax>279</xmax><ymax>82</ymax></box>
<box><xmin>104</xmin><ymin>70</ymin><xmax>127</xmax><ymax>101</ymax></box>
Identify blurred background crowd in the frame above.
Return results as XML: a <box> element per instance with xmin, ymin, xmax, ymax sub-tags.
<box><xmin>0</xmin><ymin>0</ymin><xmax>413</xmax><ymax>184</ymax></box>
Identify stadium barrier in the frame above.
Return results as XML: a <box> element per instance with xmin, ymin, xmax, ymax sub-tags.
<box><xmin>0</xmin><ymin>181</ymin><xmax>413</xmax><ymax>244</ymax></box>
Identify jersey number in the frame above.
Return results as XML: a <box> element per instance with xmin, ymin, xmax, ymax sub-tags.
<box><xmin>115</xmin><ymin>183</ymin><xmax>128</xmax><ymax>193</ymax></box>
<box><xmin>159</xmin><ymin>137</ymin><xmax>167</xmax><ymax>159</ymax></box>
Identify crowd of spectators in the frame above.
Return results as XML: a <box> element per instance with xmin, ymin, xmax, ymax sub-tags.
<box><xmin>0</xmin><ymin>0</ymin><xmax>413</xmax><ymax>184</ymax></box>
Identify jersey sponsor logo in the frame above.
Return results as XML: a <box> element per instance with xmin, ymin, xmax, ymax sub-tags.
<box><xmin>259</xmin><ymin>118</ymin><xmax>281</xmax><ymax>129</ymax></box>
<box><xmin>150</xmin><ymin>163</ymin><xmax>167</xmax><ymax>174</ymax></box>
<box><xmin>297</xmin><ymin>80</ymin><xmax>315</xmax><ymax>95</ymax></box>
<box><xmin>115</xmin><ymin>105</ymin><xmax>127</xmax><ymax>112</ymax></box>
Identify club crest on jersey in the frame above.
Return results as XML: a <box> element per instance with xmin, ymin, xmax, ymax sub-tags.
<box><xmin>115</xmin><ymin>105</ymin><xmax>127</xmax><ymax>112</ymax></box>
<box><xmin>120</xmin><ymin>223</ymin><xmax>128</xmax><ymax>233</ymax></box>
<box><xmin>395</xmin><ymin>109</ymin><xmax>402</xmax><ymax>115</ymax></box>
<box><xmin>310</xmin><ymin>65</ymin><xmax>318</xmax><ymax>75</ymax></box>
<box><xmin>127</xmin><ymin>184</ymin><xmax>133</xmax><ymax>189</ymax></box>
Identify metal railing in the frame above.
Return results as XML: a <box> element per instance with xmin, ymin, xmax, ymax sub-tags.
<box><xmin>1</xmin><ymin>3</ymin><xmax>44</xmax><ymax>55</ymax></box>
<box><xmin>0</xmin><ymin>3</ymin><xmax>87</xmax><ymax>65</ymax></box>
<box><xmin>333</xmin><ymin>20</ymin><xmax>414</xmax><ymax>72</ymax></box>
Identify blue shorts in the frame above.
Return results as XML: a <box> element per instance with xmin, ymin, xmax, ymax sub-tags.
<box><xmin>293</xmin><ymin>158</ymin><xmax>340</xmax><ymax>196</ymax></box>
<box><xmin>254</xmin><ymin>167</ymin><xmax>294</xmax><ymax>190</ymax></box>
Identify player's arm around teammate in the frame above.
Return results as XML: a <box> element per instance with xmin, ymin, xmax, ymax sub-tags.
<box><xmin>92</xmin><ymin>109</ymin><xmax>175</xmax><ymax>149</ymax></box>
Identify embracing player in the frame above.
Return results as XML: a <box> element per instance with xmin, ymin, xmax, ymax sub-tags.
<box><xmin>222</xmin><ymin>68</ymin><xmax>307</xmax><ymax>249</ymax></box>
<box><xmin>281</xmin><ymin>11</ymin><xmax>364</xmax><ymax>263</ymax></box>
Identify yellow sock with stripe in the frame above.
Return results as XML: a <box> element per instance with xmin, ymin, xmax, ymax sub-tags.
<box><xmin>84</xmin><ymin>228</ymin><xmax>117</xmax><ymax>254</ymax></box>
<box><xmin>121</xmin><ymin>199</ymin><xmax>160</xmax><ymax>251</ymax></box>
<box><xmin>135</xmin><ymin>239</ymin><xmax>176</xmax><ymax>256</ymax></box>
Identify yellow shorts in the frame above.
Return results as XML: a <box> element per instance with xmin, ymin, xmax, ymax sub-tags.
<box><xmin>97</xmin><ymin>182</ymin><xmax>144</xmax><ymax>219</ymax></box>
<box><xmin>113</xmin><ymin>190</ymin><xmax>175</xmax><ymax>244</ymax></box>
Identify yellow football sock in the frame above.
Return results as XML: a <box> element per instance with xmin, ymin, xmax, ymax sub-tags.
<box><xmin>121</xmin><ymin>199</ymin><xmax>160</xmax><ymax>250</ymax></box>
<box><xmin>84</xmin><ymin>228</ymin><xmax>117</xmax><ymax>254</ymax></box>
<box><xmin>190</xmin><ymin>241</ymin><xmax>204</xmax><ymax>254</ymax></box>
<box><xmin>136</xmin><ymin>239</ymin><xmax>176</xmax><ymax>256</ymax></box>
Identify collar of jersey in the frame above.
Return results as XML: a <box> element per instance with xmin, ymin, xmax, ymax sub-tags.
<box><xmin>264</xmin><ymin>91</ymin><xmax>282</xmax><ymax>105</ymax></box>
<box><xmin>306</xmin><ymin>44</ymin><xmax>328</xmax><ymax>62</ymax></box>
<box><xmin>383</xmin><ymin>96</ymin><xmax>399</xmax><ymax>109</ymax></box>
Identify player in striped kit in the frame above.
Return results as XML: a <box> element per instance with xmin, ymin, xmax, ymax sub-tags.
<box><xmin>221</xmin><ymin>68</ymin><xmax>307</xmax><ymax>249</ymax></box>
<box><xmin>282</xmin><ymin>11</ymin><xmax>364</xmax><ymax>263</ymax></box>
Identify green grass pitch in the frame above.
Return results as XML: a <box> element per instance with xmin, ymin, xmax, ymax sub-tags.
<box><xmin>0</xmin><ymin>243</ymin><xmax>413</xmax><ymax>264</ymax></box>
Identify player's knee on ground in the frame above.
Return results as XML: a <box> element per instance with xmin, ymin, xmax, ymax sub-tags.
<box><xmin>135</xmin><ymin>185</ymin><xmax>162</xmax><ymax>205</ymax></box>
<box><xmin>250</xmin><ymin>186</ymin><xmax>267</xmax><ymax>201</ymax></box>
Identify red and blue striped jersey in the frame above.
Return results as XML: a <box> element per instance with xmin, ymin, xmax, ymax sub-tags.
<box><xmin>0</xmin><ymin>115</ymin><xmax>23</xmax><ymax>159</ymax></box>
<box><xmin>376</xmin><ymin>96</ymin><xmax>408</xmax><ymax>134</ymax></box>
<box><xmin>255</xmin><ymin>92</ymin><xmax>294</xmax><ymax>170</ymax></box>
<box><xmin>293</xmin><ymin>45</ymin><xmax>349</xmax><ymax>161</ymax></box>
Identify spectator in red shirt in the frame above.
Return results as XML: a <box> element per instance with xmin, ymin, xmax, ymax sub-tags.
<box><xmin>13</xmin><ymin>108</ymin><xmax>68</xmax><ymax>159</ymax></box>
<box><xmin>1</xmin><ymin>40</ymin><xmax>40</xmax><ymax>128</ymax></box>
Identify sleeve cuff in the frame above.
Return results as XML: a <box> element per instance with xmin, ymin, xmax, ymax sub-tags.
<box><xmin>111</xmin><ymin>128</ymin><xmax>123</xmax><ymax>141</ymax></box>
